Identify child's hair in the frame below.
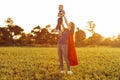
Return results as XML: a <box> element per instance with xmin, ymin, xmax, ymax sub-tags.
<box><xmin>59</xmin><ymin>4</ymin><xmax>63</xmax><ymax>8</ymax></box>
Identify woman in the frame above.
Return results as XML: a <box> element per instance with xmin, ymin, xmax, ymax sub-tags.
<box><xmin>57</xmin><ymin>16</ymin><xmax>78</xmax><ymax>74</ymax></box>
<box><xmin>68</xmin><ymin>24</ymin><xmax>78</xmax><ymax>66</ymax></box>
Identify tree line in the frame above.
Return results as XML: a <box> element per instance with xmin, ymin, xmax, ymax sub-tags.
<box><xmin>0</xmin><ymin>17</ymin><xmax>120</xmax><ymax>47</ymax></box>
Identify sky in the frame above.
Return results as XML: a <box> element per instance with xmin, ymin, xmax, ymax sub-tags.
<box><xmin>0</xmin><ymin>0</ymin><xmax>120</xmax><ymax>37</ymax></box>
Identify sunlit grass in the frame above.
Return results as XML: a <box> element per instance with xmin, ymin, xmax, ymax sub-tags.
<box><xmin>0</xmin><ymin>47</ymin><xmax>120</xmax><ymax>80</ymax></box>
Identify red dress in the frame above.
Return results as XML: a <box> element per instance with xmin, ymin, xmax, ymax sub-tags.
<box><xmin>68</xmin><ymin>33</ymin><xmax>78</xmax><ymax>66</ymax></box>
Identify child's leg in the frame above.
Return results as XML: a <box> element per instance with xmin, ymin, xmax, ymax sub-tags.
<box><xmin>56</xmin><ymin>18</ymin><xmax>63</xmax><ymax>30</ymax></box>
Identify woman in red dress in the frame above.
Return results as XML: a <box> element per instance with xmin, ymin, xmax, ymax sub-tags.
<box><xmin>64</xmin><ymin>16</ymin><xmax>78</xmax><ymax>66</ymax></box>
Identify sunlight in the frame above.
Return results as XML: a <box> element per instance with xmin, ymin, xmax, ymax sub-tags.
<box><xmin>0</xmin><ymin>0</ymin><xmax>120</xmax><ymax>38</ymax></box>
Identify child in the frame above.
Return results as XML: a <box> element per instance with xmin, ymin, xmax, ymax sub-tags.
<box><xmin>54</xmin><ymin>4</ymin><xmax>65</xmax><ymax>34</ymax></box>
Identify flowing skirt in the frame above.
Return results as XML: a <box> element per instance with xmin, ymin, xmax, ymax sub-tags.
<box><xmin>68</xmin><ymin>34</ymin><xmax>78</xmax><ymax>66</ymax></box>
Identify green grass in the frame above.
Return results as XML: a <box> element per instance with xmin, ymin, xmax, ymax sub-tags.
<box><xmin>0</xmin><ymin>47</ymin><xmax>120</xmax><ymax>80</ymax></box>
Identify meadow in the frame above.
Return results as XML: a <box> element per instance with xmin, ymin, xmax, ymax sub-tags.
<box><xmin>0</xmin><ymin>47</ymin><xmax>120</xmax><ymax>80</ymax></box>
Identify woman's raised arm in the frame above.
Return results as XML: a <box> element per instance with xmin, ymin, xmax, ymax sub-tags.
<box><xmin>63</xmin><ymin>16</ymin><xmax>71</xmax><ymax>30</ymax></box>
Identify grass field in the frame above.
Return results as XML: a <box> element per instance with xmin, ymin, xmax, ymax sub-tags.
<box><xmin>0</xmin><ymin>47</ymin><xmax>120</xmax><ymax>80</ymax></box>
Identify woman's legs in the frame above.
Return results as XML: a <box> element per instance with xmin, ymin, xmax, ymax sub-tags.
<box><xmin>58</xmin><ymin>44</ymin><xmax>71</xmax><ymax>71</ymax></box>
<box><xmin>61</xmin><ymin>44</ymin><xmax>71</xmax><ymax>71</ymax></box>
<box><xmin>58</xmin><ymin>44</ymin><xmax>64</xmax><ymax>71</ymax></box>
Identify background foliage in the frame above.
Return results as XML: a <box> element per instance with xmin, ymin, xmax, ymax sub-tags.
<box><xmin>0</xmin><ymin>17</ymin><xmax>120</xmax><ymax>47</ymax></box>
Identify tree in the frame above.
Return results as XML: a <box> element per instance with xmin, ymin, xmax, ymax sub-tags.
<box><xmin>19</xmin><ymin>33</ymin><xmax>34</xmax><ymax>45</ymax></box>
<box><xmin>0</xmin><ymin>27</ymin><xmax>12</xmax><ymax>45</ymax></box>
<box><xmin>8</xmin><ymin>25</ymin><xmax>24</xmax><ymax>37</ymax></box>
<box><xmin>1</xmin><ymin>17</ymin><xmax>24</xmax><ymax>45</ymax></box>
<box><xmin>86</xmin><ymin>21</ymin><xmax>96</xmax><ymax>35</ymax></box>
<box><xmin>31</xmin><ymin>25</ymin><xmax>41</xmax><ymax>44</ymax></box>
<box><xmin>75</xmin><ymin>27</ymin><xmax>86</xmax><ymax>46</ymax></box>
<box><xmin>40</xmin><ymin>28</ymin><xmax>50</xmax><ymax>44</ymax></box>
<box><xmin>45</xmin><ymin>24</ymin><xmax>59</xmax><ymax>44</ymax></box>
<box><xmin>101</xmin><ymin>38</ymin><xmax>113</xmax><ymax>46</ymax></box>
<box><xmin>5</xmin><ymin>24</ymin><xmax>24</xmax><ymax>45</ymax></box>
<box><xmin>5</xmin><ymin>17</ymin><xmax>14</xmax><ymax>26</ymax></box>
<box><xmin>45</xmin><ymin>24</ymin><xmax>51</xmax><ymax>30</ymax></box>
<box><xmin>0</xmin><ymin>27</ymin><xmax>6</xmax><ymax>44</ymax></box>
<box><xmin>31</xmin><ymin>25</ymin><xmax>51</xmax><ymax>44</ymax></box>
<box><xmin>87</xmin><ymin>33</ymin><xmax>103</xmax><ymax>45</ymax></box>
<box><xmin>112</xmin><ymin>34</ymin><xmax>120</xmax><ymax>47</ymax></box>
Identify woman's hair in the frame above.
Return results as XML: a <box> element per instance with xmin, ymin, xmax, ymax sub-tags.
<box><xmin>69</xmin><ymin>22</ymin><xmax>75</xmax><ymax>33</ymax></box>
<box><xmin>62</xmin><ymin>22</ymin><xmax>75</xmax><ymax>33</ymax></box>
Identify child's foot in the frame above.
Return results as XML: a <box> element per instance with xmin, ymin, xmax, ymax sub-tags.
<box><xmin>67</xmin><ymin>71</ymin><xmax>73</xmax><ymax>75</ymax></box>
<box><xmin>52</xmin><ymin>29</ymin><xmax>60</xmax><ymax>34</ymax></box>
<box><xmin>60</xmin><ymin>70</ymin><xmax>65</xmax><ymax>74</ymax></box>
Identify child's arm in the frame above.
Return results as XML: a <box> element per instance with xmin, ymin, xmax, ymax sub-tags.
<box><xmin>63</xmin><ymin>16</ymin><xmax>71</xmax><ymax>30</ymax></box>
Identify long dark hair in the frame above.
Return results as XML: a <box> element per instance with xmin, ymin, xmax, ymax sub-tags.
<box><xmin>69</xmin><ymin>22</ymin><xmax>75</xmax><ymax>33</ymax></box>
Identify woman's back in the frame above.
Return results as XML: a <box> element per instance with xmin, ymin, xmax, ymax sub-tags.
<box><xmin>58</xmin><ymin>29</ymin><xmax>71</xmax><ymax>44</ymax></box>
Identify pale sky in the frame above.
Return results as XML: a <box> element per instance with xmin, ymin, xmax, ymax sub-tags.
<box><xmin>0</xmin><ymin>0</ymin><xmax>120</xmax><ymax>37</ymax></box>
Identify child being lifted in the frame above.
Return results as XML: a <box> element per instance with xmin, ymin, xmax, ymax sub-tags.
<box><xmin>54</xmin><ymin>4</ymin><xmax>65</xmax><ymax>34</ymax></box>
